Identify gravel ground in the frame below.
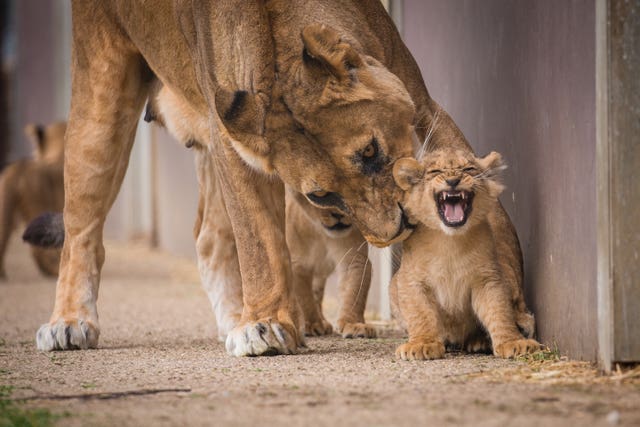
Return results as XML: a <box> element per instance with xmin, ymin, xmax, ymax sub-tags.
<box><xmin>1</xmin><ymin>236</ymin><xmax>639</xmax><ymax>427</ymax></box>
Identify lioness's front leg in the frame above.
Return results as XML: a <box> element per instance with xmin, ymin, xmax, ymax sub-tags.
<box><xmin>471</xmin><ymin>282</ymin><xmax>541</xmax><ymax>358</ymax></box>
<box><xmin>394</xmin><ymin>275</ymin><xmax>445</xmax><ymax>360</ymax></box>
<box><xmin>213</xmin><ymin>140</ymin><xmax>303</xmax><ymax>356</ymax></box>
<box><xmin>36</xmin><ymin>4</ymin><xmax>148</xmax><ymax>350</ymax></box>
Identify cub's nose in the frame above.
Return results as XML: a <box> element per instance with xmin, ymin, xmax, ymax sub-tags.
<box><xmin>445</xmin><ymin>177</ymin><xmax>461</xmax><ymax>187</ymax></box>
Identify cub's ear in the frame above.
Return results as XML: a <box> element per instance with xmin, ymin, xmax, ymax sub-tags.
<box><xmin>478</xmin><ymin>151</ymin><xmax>506</xmax><ymax>198</ymax></box>
<box><xmin>479</xmin><ymin>151</ymin><xmax>504</xmax><ymax>171</ymax></box>
<box><xmin>301</xmin><ymin>24</ymin><xmax>363</xmax><ymax>84</ymax></box>
<box><xmin>393</xmin><ymin>157</ymin><xmax>424</xmax><ymax>191</ymax></box>
<box><xmin>24</xmin><ymin>123</ymin><xmax>46</xmax><ymax>155</ymax></box>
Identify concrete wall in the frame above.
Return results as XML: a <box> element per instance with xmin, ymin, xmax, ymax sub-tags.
<box><xmin>403</xmin><ymin>0</ymin><xmax>598</xmax><ymax>359</ymax></box>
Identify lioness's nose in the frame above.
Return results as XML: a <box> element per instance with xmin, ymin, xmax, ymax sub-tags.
<box><xmin>445</xmin><ymin>177</ymin><xmax>460</xmax><ymax>187</ymax></box>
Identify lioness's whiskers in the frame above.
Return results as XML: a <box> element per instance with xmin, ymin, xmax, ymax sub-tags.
<box><xmin>350</xmin><ymin>255</ymin><xmax>370</xmax><ymax>312</ymax></box>
<box><xmin>345</xmin><ymin>239</ymin><xmax>368</xmax><ymax>273</ymax></box>
<box><xmin>334</xmin><ymin>246</ymin><xmax>355</xmax><ymax>271</ymax></box>
<box><xmin>417</xmin><ymin>108</ymin><xmax>441</xmax><ymax>160</ymax></box>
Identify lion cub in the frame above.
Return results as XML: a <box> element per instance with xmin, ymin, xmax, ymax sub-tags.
<box><xmin>391</xmin><ymin>148</ymin><xmax>539</xmax><ymax>360</ymax></box>
<box><xmin>0</xmin><ymin>122</ymin><xmax>65</xmax><ymax>279</ymax></box>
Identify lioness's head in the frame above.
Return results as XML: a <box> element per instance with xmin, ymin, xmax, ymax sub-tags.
<box><xmin>393</xmin><ymin>149</ymin><xmax>505</xmax><ymax>235</ymax></box>
<box><xmin>273</xmin><ymin>24</ymin><xmax>416</xmax><ymax>247</ymax></box>
<box><xmin>214</xmin><ymin>24</ymin><xmax>419</xmax><ymax>246</ymax></box>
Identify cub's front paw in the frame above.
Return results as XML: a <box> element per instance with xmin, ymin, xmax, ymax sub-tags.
<box><xmin>396</xmin><ymin>340</ymin><xmax>445</xmax><ymax>360</ymax></box>
<box><xmin>494</xmin><ymin>338</ymin><xmax>541</xmax><ymax>358</ymax></box>
<box><xmin>339</xmin><ymin>322</ymin><xmax>377</xmax><ymax>339</ymax></box>
<box><xmin>305</xmin><ymin>318</ymin><xmax>333</xmax><ymax>336</ymax></box>
<box><xmin>225</xmin><ymin>319</ymin><xmax>303</xmax><ymax>357</ymax></box>
<box><xmin>36</xmin><ymin>319</ymin><xmax>99</xmax><ymax>351</ymax></box>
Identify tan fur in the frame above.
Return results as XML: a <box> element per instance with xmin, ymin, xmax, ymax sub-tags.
<box><xmin>37</xmin><ymin>0</ymin><xmax>518</xmax><ymax>355</ymax></box>
<box><xmin>286</xmin><ymin>189</ymin><xmax>376</xmax><ymax>339</ymax></box>
<box><xmin>0</xmin><ymin>122</ymin><xmax>65</xmax><ymax>279</ymax></box>
<box><xmin>146</xmin><ymin>81</ymin><xmax>376</xmax><ymax>339</ymax></box>
<box><xmin>391</xmin><ymin>149</ymin><xmax>539</xmax><ymax>360</ymax></box>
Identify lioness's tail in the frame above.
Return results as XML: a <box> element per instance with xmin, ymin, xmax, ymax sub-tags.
<box><xmin>22</xmin><ymin>212</ymin><xmax>65</xmax><ymax>248</ymax></box>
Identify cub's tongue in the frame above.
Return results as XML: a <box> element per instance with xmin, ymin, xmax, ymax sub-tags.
<box><xmin>444</xmin><ymin>202</ymin><xmax>465</xmax><ymax>223</ymax></box>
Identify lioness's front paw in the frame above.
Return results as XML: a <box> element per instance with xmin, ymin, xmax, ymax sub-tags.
<box><xmin>305</xmin><ymin>318</ymin><xmax>333</xmax><ymax>336</ymax></box>
<box><xmin>396</xmin><ymin>341</ymin><xmax>445</xmax><ymax>360</ymax></box>
<box><xmin>494</xmin><ymin>338</ymin><xmax>541</xmax><ymax>358</ymax></box>
<box><xmin>339</xmin><ymin>322</ymin><xmax>377</xmax><ymax>339</ymax></box>
<box><xmin>225</xmin><ymin>320</ymin><xmax>301</xmax><ymax>357</ymax></box>
<box><xmin>36</xmin><ymin>319</ymin><xmax>99</xmax><ymax>351</ymax></box>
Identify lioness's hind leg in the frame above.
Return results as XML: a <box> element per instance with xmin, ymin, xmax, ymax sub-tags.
<box><xmin>36</xmin><ymin>5</ymin><xmax>149</xmax><ymax>351</ymax></box>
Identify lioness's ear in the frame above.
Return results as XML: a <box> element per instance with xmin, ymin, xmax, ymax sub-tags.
<box><xmin>393</xmin><ymin>158</ymin><xmax>424</xmax><ymax>190</ymax></box>
<box><xmin>301</xmin><ymin>24</ymin><xmax>363</xmax><ymax>84</ymax></box>
<box><xmin>214</xmin><ymin>88</ymin><xmax>272</xmax><ymax>171</ymax></box>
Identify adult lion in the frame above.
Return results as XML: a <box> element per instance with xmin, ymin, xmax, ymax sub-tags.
<box><xmin>36</xmin><ymin>0</ymin><xmax>519</xmax><ymax>357</ymax></box>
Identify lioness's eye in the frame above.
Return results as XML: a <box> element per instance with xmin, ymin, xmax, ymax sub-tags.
<box><xmin>355</xmin><ymin>137</ymin><xmax>385</xmax><ymax>175</ymax></box>
<box><xmin>362</xmin><ymin>142</ymin><xmax>377</xmax><ymax>158</ymax></box>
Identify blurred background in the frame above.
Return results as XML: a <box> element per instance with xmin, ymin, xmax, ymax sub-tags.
<box><xmin>0</xmin><ymin>0</ymin><xmax>637</xmax><ymax>367</ymax></box>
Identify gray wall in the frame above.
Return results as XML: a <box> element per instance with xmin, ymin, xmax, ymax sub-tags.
<box><xmin>403</xmin><ymin>0</ymin><xmax>598</xmax><ymax>359</ymax></box>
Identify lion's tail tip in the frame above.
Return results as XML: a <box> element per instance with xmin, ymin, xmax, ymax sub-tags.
<box><xmin>22</xmin><ymin>212</ymin><xmax>65</xmax><ymax>248</ymax></box>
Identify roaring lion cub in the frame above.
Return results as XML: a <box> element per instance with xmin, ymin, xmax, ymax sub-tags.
<box><xmin>0</xmin><ymin>122</ymin><xmax>65</xmax><ymax>279</ymax></box>
<box><xmin>390</xmin><ymin>149</ymin><xmax>539</xmax><ymax>360</ymax></box>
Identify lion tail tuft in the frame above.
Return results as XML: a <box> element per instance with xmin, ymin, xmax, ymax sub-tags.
<box><xmin>22</xmin><ymin>212</ymin><xmax>65</xmax><ymax>248</ymax></box>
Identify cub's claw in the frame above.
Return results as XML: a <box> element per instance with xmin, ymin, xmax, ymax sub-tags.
<box><xmin>225</xmin><ymin>320</ymin><xmax>302</xmax><ymax>357</ymax></box>
<box><xmin>36</xmin><ymin>319</ymin><xmax>99</xmax><ymax>351</ymax></box>
<box><xmin>396</xmin><ymin>340</ymin><xmax>445</xmax><ymax>360</ymax></box>
<box><xmin>494</xmin><ymin>338</ymin><xmax>541</xmax><ymax>358</ymax></box>
<box><xmin>339</xmin><ymin>322</ymin><xmax>377</xmax><ymax>339</ymax></box>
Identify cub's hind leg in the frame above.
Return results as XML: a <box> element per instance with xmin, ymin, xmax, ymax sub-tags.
<box><xmin>36</xmin><ymin>4</ymin><xmax>149</xmax><ymax>351</ymax></box>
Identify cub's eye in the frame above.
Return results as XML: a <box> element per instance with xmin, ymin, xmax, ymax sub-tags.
<box><xmin>427</xmin><ymin>169</ymin><xmax>443</xmax><ymax>175</ymax></box>
<box><xmin>463</xmin><ymin>167</ymin><xmax>477</xmax><ymax>173</ymax></box>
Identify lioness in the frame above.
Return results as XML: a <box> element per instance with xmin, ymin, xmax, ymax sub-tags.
<box><xmin>34</xmin><ymin>0</ymin><xmax>522</xmax><ymax>357</ymax></box>
<box><xmin>390</xmin><ymin>149</ymin><xmax>538</xmax><ymax>360</ymax></box>
<box><xmin>0</xmin><ymin>122</ymin><xmax>65</xmax><ymax>279</ymax></box>
<box><xmin>145</xmin><ymin>80</ymin><xmax>376</xmax><ymax>339</ymax></box>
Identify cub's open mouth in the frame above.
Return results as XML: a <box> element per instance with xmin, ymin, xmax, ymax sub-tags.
<box><xmin>436</xmin><ymin>190</ymin><xmax>474</xmax><ymax>227</ymax></box>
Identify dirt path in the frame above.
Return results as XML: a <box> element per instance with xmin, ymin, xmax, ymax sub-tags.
<box><xmin>1</xmin><ymin>237</ymin><xmax>638</xmax><ymax>426</ymax></box>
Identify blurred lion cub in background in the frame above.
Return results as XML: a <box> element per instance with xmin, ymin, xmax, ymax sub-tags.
<box><xmin>390</xmin><ymin>148</ymin><xmax>539</xmax><ymax>360</ymax></box>
<box><xmin>0</xmin><ymin>122</ymin><xmax>65</xmax><ymax>279</ymax></box>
